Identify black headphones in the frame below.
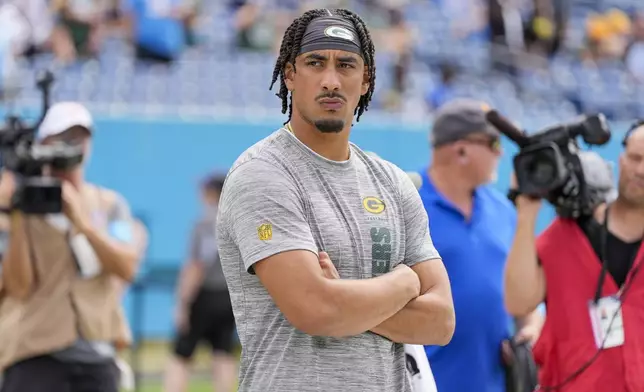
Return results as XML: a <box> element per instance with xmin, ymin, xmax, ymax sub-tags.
<box><xmin>623</xmin><ymin>119</ymin><xmax>644</xmax><ymax>146</ymax></box>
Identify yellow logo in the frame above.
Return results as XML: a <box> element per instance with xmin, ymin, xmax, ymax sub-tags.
<box><xmin>362</xmin><ymin>197</ymin><xmax>385</xmax><ymax>214</ymax></box>
<box><xmin>257</xmin><ymin>223</ymin><xmax>272</xmax><ymax>241</ymax></box>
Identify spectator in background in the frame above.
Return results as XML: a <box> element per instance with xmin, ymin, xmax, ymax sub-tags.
<box><xmin>425</xmin><ymin>62</ymin><xmax>458</xmax><ymax>112</ymax></box>
<box><xmin>230</xmin><ymin>0</ymin><xmax>299</xmax><ymax>53</ymax></box>
<box><xmin>379</xmin><ymin>5</ymin><xmax>414</xmax><ymax>111</ymax></box>
<box><xmin>230</xmin><ymin>0</ymin><xmax>275</xmax><ymax>52</ymax></box>
<box><xmin>52</xmin><ymin>0</ymin><xmax>109</xmax><ymax>63</ymax></box>
<box><xmin>488</xmin><ymin>0</ymin><xmax>558</xmax><ymax>71</ymax></box>
<box><xmin>0</xmin><ymin>0</ymin><xmax>56</xmax><ymax>60</ymax></box>
<box><xmin>0</xmin><ymin>3</ymin><xmax>26</xmax><ymax>101</ymax></box>
<box><xmin>439</xmin><ymin>0</ymin><xmax>489</xmax><ymax>41</ymax></box>
<box><xmin>625</xmin><ymin>11</ymin><xmax>644</xmax><ymax>81</ymax></box>
<box><xmin>489</xmin><ymin>0</ymin><xmax>528</xmax><ymax>72</ymax></box>
<box><xmin>122</xmin><ymin>0</ymin><xmax>198</xmax><ymax>63</ymax></box>
<box><xmin>604</xmin><ymin>9</ymin><xmax>632</xmax><ymax>59</ymax></box>
<box><xmin>164</xmin><ymin>173</ymin><xmax>237</xmax><ymax>392</ymax></box>
<box><xmin>418</xmin><ymin>99</ymin><xmax>543</xmax><ymax>392</ymax></box>
<box><xmin>583</xmin><ymin>9</ymin><xmax>632</xmax><ymax>64</ymax></box>
<box><xmin>523</xmin><ymin>0</ymin><xmax>559</xmax><ymax>57</ymax></box>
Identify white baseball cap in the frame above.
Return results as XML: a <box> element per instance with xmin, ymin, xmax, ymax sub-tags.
<box><xmin>38</xmin><ymin>102</ymin><xmax>93</xmax><ymax>141</ymax></box>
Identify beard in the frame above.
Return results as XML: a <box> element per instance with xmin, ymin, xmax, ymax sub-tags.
<box><xmin>618</xmin><ymin>182</ymin><xmax>644</xmax><ymax>208</ymax></box>
<box><xmin>314</xmin><ymin>118</ymin><xmax>345</xmax><ymax>133</ymax></box>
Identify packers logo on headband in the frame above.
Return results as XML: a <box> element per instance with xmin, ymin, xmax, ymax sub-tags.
<box><xmin>324</xmin><ymin>26</ymin><xmax>354</xmax><ymax>41</ymax></box>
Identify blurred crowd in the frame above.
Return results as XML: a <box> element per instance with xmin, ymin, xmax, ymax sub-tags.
<box><xmin>0</xmin><ymin>0</ymin><xmax>200</xmax><ymax>64</ymax></box>
<box><xmin>0</xmin><ymin>0</ymin><xmax>643</xmax><ymax>120</ymax></box>
<box><xmin>584</xmin><ymin>8</ymin><xmax>644</xmax><ymax>80</ymax></box>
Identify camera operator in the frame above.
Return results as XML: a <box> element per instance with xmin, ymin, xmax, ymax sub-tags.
<box><xmin>0</xmin><ymin>102</ymin><xmax>142</xmax><ymax>392</ymax></box>
<box><xmin>504</xmin><ymin>123</ymin><xmax>644</xmax><ymax>391</ymax></box>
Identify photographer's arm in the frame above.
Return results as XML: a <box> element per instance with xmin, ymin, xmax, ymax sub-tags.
<box><xmin>514</xmin><ymin>308</ymin><xmax>545</xmax><ymax>345</ymax></box>
<box><xmin>2</xmin><ymin>212</ymin><xmax>35</xmax><ymax>299</ymax></box>
<box><xmin>65</xmin><ymin>184</ymin><xmax>139</xmax><ymax>282</ymax></box>
<box><xmin>80</xmin><ymin>222</ymin><xmax>138</xmax><ymax>282</ymax></box>
<box><xmin>175</xmin><ymin>225</ymin><xmax>206</xmax><ymax>309</ymax></box>
<box><xmin>504</xmin><ymin>196</ymin><xmax>546</xmax><ymax>317</ymax></box>
<box><xmin>370</xmin><ymin>169</ymin><xmax>455</xmax><ymax>346</ymax></box>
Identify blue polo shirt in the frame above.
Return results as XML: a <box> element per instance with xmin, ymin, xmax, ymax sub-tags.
<box><xmin>419</xmin><ymin>169</ymin><xmax>516</xmax><ymax>392</ymax></box>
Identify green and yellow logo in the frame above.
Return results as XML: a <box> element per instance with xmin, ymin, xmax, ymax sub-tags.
<box><xmin>362</xmin><ymin>197</ymin><xmax>385</xmax><ymax>214</ymax></box>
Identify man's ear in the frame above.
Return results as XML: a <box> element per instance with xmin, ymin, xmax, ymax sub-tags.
<box><xmin>284</xmin><ymin>62</ymin><xmax>295</xmax><ymax>91</ymax></box>
<box><xmin>361</xmin><ymin>68</ymin><xmax>370</xmax><ymax>95</ymax></box>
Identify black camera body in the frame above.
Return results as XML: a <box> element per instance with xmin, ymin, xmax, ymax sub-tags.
<box><xmin>1</xmin><ymin>71</ymin><xmax>84</xmax><ymax>214</ymax></box>
<box><xmin>487</xmin><ymin>111</ymin><xmax>614</xmax><ymax>218</ymax></box>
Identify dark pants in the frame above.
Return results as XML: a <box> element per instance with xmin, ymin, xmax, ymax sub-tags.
<box><xmin>0</xmin><ymin>356</ymin><xmax>119</xmax><ymax>392</ymax></box>
<box><xmin>173</xmin><ymin>288</ymin><xmax>236</xmax><ymax>360</ymax></box>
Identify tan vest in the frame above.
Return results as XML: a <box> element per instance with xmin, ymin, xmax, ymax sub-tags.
<box><xmin>0</xmin><ymin>183</ymin><xmax>136</xmax><ymax>370</ymax></box>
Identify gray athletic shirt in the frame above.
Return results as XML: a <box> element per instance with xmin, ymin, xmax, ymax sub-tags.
<box><xmin>189</xmin><ymin>212</ymin><xmax>228</xmax><ymax>291</ymax></box>
<box><xmin>217</xmin><ymin>128</ymin><xmax>441</xmax><ymax>392</ymax></box>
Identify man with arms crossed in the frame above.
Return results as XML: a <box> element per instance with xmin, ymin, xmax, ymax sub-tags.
<box><xmin>217</xmin><ymin>8</ymin><xmax>455</xmax><ymax>392</ymax></box>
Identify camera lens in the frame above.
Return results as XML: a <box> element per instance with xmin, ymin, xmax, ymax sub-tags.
<box><xmin>528</xmin><ymin>157</ymin><xmax>556</xmax><ymax>186</ymax></box>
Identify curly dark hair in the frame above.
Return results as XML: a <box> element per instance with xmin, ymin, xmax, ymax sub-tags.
<box><xmin>269</xmin><ymin>8</ymin><xmax>377</xmax><ymax>124</ymax></box>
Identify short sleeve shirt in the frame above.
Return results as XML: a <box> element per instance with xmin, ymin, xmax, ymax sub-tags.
<box><xmin>188</xmin><ymin>212</ymin><xmax>227</xmax><ymax>291</ymax></box>
<box><xmin>418</xmin><ymin>171</ymin><xmax>516</xmax><ymax>392</ymax></box>
<box><xmin>217</xmin><ymin>128</ymin><xmax>441</xmax><ymax>392</ymax></box>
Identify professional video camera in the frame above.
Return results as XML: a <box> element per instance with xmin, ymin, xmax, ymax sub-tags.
<box><xmin>486</xmin><ymin>110</ymin><xmax>614</xmax><ymax>218</ymax></box>
<box><xmin>0</xmin><ymin>71</ymin><xmax>84</xmax><ymax>214</ymax></box>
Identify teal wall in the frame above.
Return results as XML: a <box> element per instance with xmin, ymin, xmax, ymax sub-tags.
<box><xmin>9</xmin><ymin>112</ymin><xmax>630</xmax><ymax>338</ymax></box>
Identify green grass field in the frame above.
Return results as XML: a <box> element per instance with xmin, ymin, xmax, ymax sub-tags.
<box><xmin>136</xmin><ymin>380</ymin><xmax>212</xmax><ymax>392</ymax></box>
<box><xmin>119</xmin><ymin>340</ymin><xmax>240</xmax><ymax>392</ymax></box>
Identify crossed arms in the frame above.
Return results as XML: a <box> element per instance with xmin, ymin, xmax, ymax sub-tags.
<box><xmin>219</xmin><ymin>160</ymin><xmax>455</xmax><ymax>345</ymax></box>
<box><xmin>253</xmin><ymin>249</ymin><xmax>455</xmax><ymax>345</ymax></box>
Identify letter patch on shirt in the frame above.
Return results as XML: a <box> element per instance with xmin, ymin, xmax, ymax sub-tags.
<box><xmin>371</xmin><ymin>227</ymin><xmax>391</xmax><ymax>276</ymax></box>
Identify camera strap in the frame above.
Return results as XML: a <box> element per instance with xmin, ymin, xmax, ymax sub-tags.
<box><xmin>593</xmin><ymin>206</ymin><xmax>610</xmax><ymax>304</ymax></box>
<box><xmin>593</xmin><ymin>205</ymin><xmax>644</xmax><ymax>304</ymax></box>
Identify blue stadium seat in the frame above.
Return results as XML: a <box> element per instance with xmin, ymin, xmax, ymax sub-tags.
<box><xmin>4</xmin><ymin>0</ymin><xmax>642</xmax><ymax>123</ymax></box>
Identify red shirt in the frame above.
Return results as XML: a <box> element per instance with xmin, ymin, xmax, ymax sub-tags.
<box><xmin>533</xmin><ymin>218</ymin><xmax>644</xmax><ymax>392</ymax></box>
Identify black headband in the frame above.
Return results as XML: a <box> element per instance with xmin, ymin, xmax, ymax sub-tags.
<box><xmin>298</xmin><ymin>15</ymin><xmax>364</xmax><ymax>58</ymax></box>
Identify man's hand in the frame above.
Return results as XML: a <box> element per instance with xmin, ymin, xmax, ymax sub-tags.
<box><xmin>501</xmin><ymin>331</ymin><xmax>539</xmax><ymax>366</ymax></box>
<box><xmin>514</xmin><ymin>323</ymin><xmax>541</xmax><ymax>347</ymax></box>
<box><xmin>510</xmin><ymin>172</ymin><xmax>542</xmax><ymax>216</ymax></box>
<box><xmin>62</xmin><ymin>182</ymin><xmax>91</xmax><ymax>231</ymax></box>
<box><xmin>394</xmin><ymin>264</ymin><xmax>422</xmax><ymax>297</ymax></box>
<box><xmin>318</xmin><ymin>252</ymin><xmax>421</xmax><ymax>298</ymax></box>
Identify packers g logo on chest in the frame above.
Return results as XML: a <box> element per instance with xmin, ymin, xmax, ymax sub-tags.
<box><xmin>362</xmin><ymin>197</ymin><xmax>385</xmax><ymax>214</ymax></box>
